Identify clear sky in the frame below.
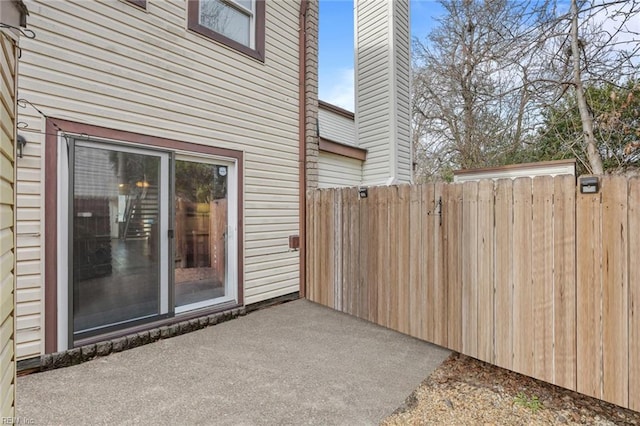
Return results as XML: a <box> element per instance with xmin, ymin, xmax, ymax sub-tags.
<box><xmin>318</xmin><ymin>0</ymin><xmax>445</xmax><ymax>111</ymax></box>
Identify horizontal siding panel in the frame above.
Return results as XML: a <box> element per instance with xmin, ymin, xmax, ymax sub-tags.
<box><xmin>319</xmin><ymin>152</ymin><xmax>362</xmax><ymax>188</ymax></box>
<box><xmin>15</xmin><ymin>274</ymin><xmax>40</xmax><ymax>290</ymax></box>
<box><xmin>16</xmin><ymin>196</ymin><xmax>40</xmax><ymax>209</ymax></box>
<box><xmin>245</xmin><ymin>168</ymin><xmax>299</xmax><ymax>183</ymax></box>
<box><xmin>0</xmin><ymin>127</ymin><xmax>11</xmax><ymax>160</ymax></box>
<box><xmin>358</xmin><ymin>71</ymin><xmax>391</xmax><ymax>94</ymax></box>
<box><xmin>244</xmin><ymin>270</ymin><xmax>298</xmax><ymax>289</ymax></box>
<box><xmin>16</xmin><ymin>288</ymin><xmax>40</xmax><ymax>304</ymax></box>
<box><xmin>12</xmin><ymin>155</ymin><xmax>40</xmax><ymax>171</ymax></box>
<box><xmin>0</xmin><ymin>205</ymin><xmax>10</xmax><ymax>229</ymax></box>
<box><xmin>16</xmin><ymin>236</ymin><xmax>41</xmax><ymax>250</ymax></box>
<box><xmin>15</xmin><ymin>329</ymin><xmax>39</xmax><ymax>344</ymax></box>
<box><xmin>16</xmin><ymin>341</ymin><xmax>39</xmax><ymax>360</ymax></box>
<box><xmin>245</xmin><ymin>231</ymin><xmax>298</xmax><ymax>243</ymax></box>
<box><xmin>16</xmin><ymin>314</ymin><xmax>40</xmax><ymax>332</ymax></box>
<box><xmin>0</xmin><ymin>320</ymin><xmax>11</xmax><ymax>360</ymax></box>
<box><xmin>0</xmin><ymin>273</ymin><xmax>11</xmax><ymax>310</ymax></box>
<box><xmin>15</xmin><ymin>301</ymin><xmax>40</xmax><ymax>317</ymax></box>
<box><xmin>242</xmin><ymin>238</ymin><xmax>297</xmax><ymax>250</ymax></box>
<box><xmin>15</xmin><ymin>247</ymin><xmax>39</xmax><ymax>262</ymax></box>
<box><xmin>16</xmin><ymin>168</ymin><xmax>40</xmax><ymax>182</ymax></box>
<box><xmin>0</xmin><ymin>341</ymin><xmax>13</xmax><ymax>395</ymax></box>
<box><xmin>245</xmin><ymin>217</ymin><xmax>298</xmax><ymax>227</ymax></box>
<box><xmin>245</xmin><ymin>285</ymin><xmax>299</xmax><ymax>305</ymax></box>
<box><xmin>245</xmin><ymin>246</ymin><xmax>295</xmax><ymax>258</ymax></box>
<box><xmin>244</xmin><ymin>157</ymin><xmax>299</xmax><ymax>173</ymax></box>
<box><xmin>15</xmin><ymin>222</ymin><xmax>39</xmax><ymax>235</ymax></box>
<box><xmin>14</xmin><ymin>208</ymin><xmax>39</xmax><ymax>222</ymax></box>
<box><xmin>15</xmin><ymin>260</ymin><xmax>40</xmax><ymax>276</ymax></box>
<box><xmin>318</xmin><ymin>109</ymin><xmax>355</xmax><ymax>146</ymax></box>
<box><xmin>0</xmin><ymin>229</ymin><xmax>12</xmax><ymax>253</ymax></box>
<box><xmin>245</xmin><ymin>255</ymin><xmax>298</xmax><ymax>272</ymax></box>
<box><xmin>16</xmin><ymin>181</ymin><xmax>40</xmax><ymax>195</ymax></box>
<box><xmin>245</xmin><ymin>277</ymin><xmax>299</xmax><ymax>294</ymax></box>
<box><xmin>0</xmin><ymin>181</ymin><xmax>11</xmax><ymax>205</ymax></box>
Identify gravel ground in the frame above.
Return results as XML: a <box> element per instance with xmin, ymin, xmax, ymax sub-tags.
<box><xmin>382</xmin><ymin>353</ymin><xmax>640</xmax><ymax>425</ymax></box>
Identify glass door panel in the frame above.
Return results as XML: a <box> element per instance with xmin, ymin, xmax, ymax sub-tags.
<box><xmin>72</xmin><ymin>144</ymin><xmax>166</xmax><ymax>335</ymax></box>
<box><xmin>174</xmin><ymin>160</ymin><xmax>228</xmax><ymax>309</ymax></box>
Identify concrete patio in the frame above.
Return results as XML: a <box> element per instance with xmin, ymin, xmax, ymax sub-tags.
<box><xmin>17</xmin><ymin>299</ymin><xmax>450</xmax><ymax>425</ymax></box>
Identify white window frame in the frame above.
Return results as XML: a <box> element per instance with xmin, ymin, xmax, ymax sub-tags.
<box><xmin>199</xmin><ymin>0</ymin><xmax>256</xmax><ymax>49</ymax></box>
<box><xmin>173</xmin><ymin>152</ymin><xmax>239</xmax><ymax>313</ymax></box>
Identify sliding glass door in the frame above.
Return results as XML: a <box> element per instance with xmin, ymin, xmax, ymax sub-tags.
<box><xmin>174</xmin><ymin>157</ymin><xmax>235</xmax><ymax>312</ymax></box>
<box><xmin>62</xmin><ymin>138</ymin><xmax>237</xmax><ymax>345</ymax></box>
<box><xmin>71</xmin><ymin>142</ymin><xmax>169</xmax><ymax>337</ymax></box>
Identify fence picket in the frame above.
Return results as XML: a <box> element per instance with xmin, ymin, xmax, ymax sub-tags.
<box><xmin>410</xmin><ymin>184</ymin><xmax>424</xmax><ymax>339</ymax></box>
<box><xmin>576</xmin><ymin>180</ymin><xmax>602</xmax><ymax>400</ymax></box>
<box><xmin>477</xmin><ymin>179</ymin><xmax>494</xmax><ymax>363</ymax></box>
<box><xmin>629</xmin><ymin>177</ymin><xmax>640</xmax><ymax>411</ymax></box>
<box><xmin>553</xmin><ymin>175</ymin><xmax>576</xmax><ymax>391</ymax></box>
<box><xmin>361</xmin><ymin>188</ymin><xmax>386</xmax><ymax>324</ymax></box>
<box><xmin>423</xmin><ymin>184</ymin><xmax>436</xmax><ymax>343</ymax></box>
<box><xmin>512</xmin><ymin>178</ymin><xmax>534</xmax><ymax>377</ymax></box>
<box><xmin>601</xmin><ymin>176</ymin><xmax>628</xmax><ymax>407</ymax></box>
<box><xmin>334</xmin><ymin>190</ymin><xmax>342</xmax><ymax>310</ymax></box>
<box><xmin>494</xmin><ymin>179</ymin><xmax>513</xmax><ymax>370</ymax></box>
<box><xmin>532</xmin><ymin>176</ymin><xmax>555</xmax><ymax>383</ymax></box>
<box><xmin>446</xmin><ymin>184</ymin><xmax>463</xmax><ymax>352</ymax></box>
<box><xmin>389</xmin><ymin>187</ymin><xmax>399</xmax><ymax>329</ymax></box>
<box><xmin>462</xmin><ymin>181</ymin><xmax>479</xmax><ymax>358</ymax></box>
<box><xmin>433</xmin><ymin>182</ymin><xmax>447</xmax><ymax>347</ymax></box>
<box><xmin>396</xmin><ymin>186</ymin><xmax>410</xmax><ymax>334</ymax></box>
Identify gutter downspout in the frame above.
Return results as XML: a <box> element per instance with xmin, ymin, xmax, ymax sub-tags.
<box><xmin>298</xmin><ymin>0</ymin><xmax>308</xmax><ymax>298</ymax></box>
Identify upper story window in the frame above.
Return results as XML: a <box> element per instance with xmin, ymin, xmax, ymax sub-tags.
<box><xmin>188</xmin><ymin>0</ymin><xmax>266</xmax><ymax>62</ymax></box>
<box><xmin>125</xmin><ymin>0</ymin><xmax>147</xmax><ymax>8</ymax></box>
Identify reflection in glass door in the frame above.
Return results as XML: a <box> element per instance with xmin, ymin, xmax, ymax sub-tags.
<box><xmin>71</xmin><ymin>143</ymin><xmax>168</xmax><ymax>336</ymax></box>
<box><xmin>174</xmin><ymin>159</ymin><xmax>229</xmax><ymax>311</ymax></box>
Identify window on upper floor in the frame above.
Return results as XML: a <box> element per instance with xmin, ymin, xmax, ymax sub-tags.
<box><xmin>125</xmin><ymin>0</ymin><xmax>147</xmax><ymax>9</ymax></box>
<box><xmin>188</xmin><ymin>0</ymin><xmax>266</xmax><ymax>62</ymax></box>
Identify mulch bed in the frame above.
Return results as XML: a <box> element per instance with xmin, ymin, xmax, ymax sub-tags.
<box><xmin>382</xmin><ymin>353</ymin><xmax>640</xmax><ymax>425</ymax></box>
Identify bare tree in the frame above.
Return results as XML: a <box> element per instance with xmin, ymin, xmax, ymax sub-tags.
<box><xmin>412</xmin><ymin>0</ymin><xmax>640</xmax><ymax>179</ymax></box>
<box><xmin>412</xmin><ymin>0</ymin><xmax>541</xmax><ymax>180</ymax></box>
<box><xmin>526</xmin><ymin>0</ymin><xmax>640</xmax><ymax>173</ymax></box>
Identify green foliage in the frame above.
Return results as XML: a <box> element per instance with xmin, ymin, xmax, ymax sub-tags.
<box><xmin>175</xmin><ymin>161</ymin><xmax>227</xmax><ymax>203</ymax></box>
<box><xmin>514</xmin><ymin>392</ymin><xmax>544</xmax><ymax>414</ymax></box>
<box><xmin>523</xmin><ymin>80</ymin><xmax>640</xmax><ymax>174</ymax></box>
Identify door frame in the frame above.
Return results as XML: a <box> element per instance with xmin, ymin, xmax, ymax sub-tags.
<box><xmin>45</xmin><ymin>118</ymin><xmax>244</xmax><ymax>352</ymax></box>
<box><xmin>59</xmin><ymin>139</ymin><xmax>172</xmax><ymax>345</ymax></box>
<box><xmin>173</xmin><ymin>153</ymin><xmax>239</xmax><ymax>313</ymax></box>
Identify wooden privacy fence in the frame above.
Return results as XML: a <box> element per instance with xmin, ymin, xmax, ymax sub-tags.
<box><xmin>306</xmin><ymin>175</ymin><xmax>640</xmax><ymax>411</ymax></box>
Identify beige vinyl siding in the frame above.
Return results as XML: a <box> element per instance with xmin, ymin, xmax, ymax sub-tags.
<box><xmin>318</xmin><ymin>108</ymin><xmax>356</xmax><ymax>146</ymax></box>
<box><xmin>15</xmin><ymin>137</ymin><xmax>41</xmax><ymax>361</ymax></box>
<box><xmin>356</xmin><ymin>0</ymin><xmax>393</xmax><ymax>185</ymax></box>
<box><xmin>393</xmin><ymin>0</ymin><xmax>412</xmax><ymax>183</ymax></box>
<box><xmin>16</xmin><ymin>0</ymin><xmax>302</xmax><ymax>357</ymax></box>
<box><xmin>0</xmin><ymin>26</ymin><xmax>17</xmax><ymax>418</ymax></box>
<box><xmin>355</xmin><ymin>0</ymin><xmax>411</xmax><ymax>185</ymax></box>
<box><xmin>318</xmin><ymin>152</ymin><xmax>362</xmax><ymax>188</ymax></box>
